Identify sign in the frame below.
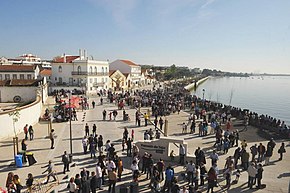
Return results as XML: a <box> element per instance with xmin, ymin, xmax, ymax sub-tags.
<box><xmin>141</xmin><ymin>144</ymin><xmax>166</xmax><ymax>154</ymax></box>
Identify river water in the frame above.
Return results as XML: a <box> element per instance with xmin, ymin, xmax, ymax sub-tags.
<box><xmin>192</xmin><ymin>76</ymin><xmax>290</xmax><ymax>125</ymax></box>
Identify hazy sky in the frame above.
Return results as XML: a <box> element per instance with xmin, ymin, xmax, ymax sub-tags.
<box><xmin>1</xmin><ymin>0</ymin><xmax>290</xmax><ymax>74</ymax></box>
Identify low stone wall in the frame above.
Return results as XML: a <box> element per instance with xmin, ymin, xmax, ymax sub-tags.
<box><xmin>0</xmin><ymin>96</ymin><xmax>42</xmax><ymax>139</ymax></box>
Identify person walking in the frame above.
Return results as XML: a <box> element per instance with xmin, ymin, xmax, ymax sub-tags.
<box><xmin>207</xmin><ymin>166</ymin><xmax>217</xmax><ymax>193</ymax></box>
<box><xmin>82</xmin><ymin>136</ymin><xmax>88</xmax><ymax>154</ymax></box>
<box><xmin>28</xmin><ymin>125</ymin><xmax>34</xmax><ymax>140</ymax></box>
<box><xmin>278</xmin><ymin>142</ymin><xmax>286</xmax><ymax>160</ymax></box>
<box><xmin>49</xmin><ymin>129</ymin><xmax>55</xmax><ymax>149</ymax></box>
<box><xmin>42</xmin><ymin>160</ymin><xmax>57</xmax><ymax>183</ymax></box>
<box><xmin>108</xmin><ymin>170</ymin><xmax>117</xmax><ymax>193</ymax></box>
<box><xmin>250</xmin><ymin>144</ymin><xmax>258</xmax><ymax>162</ymax></box>
<box><xmin>159</xmin><ymin>117</ymin><xmax>164</xmax><ymax>131</ymax></box>
<box><xmin>257</xmin><ymin>143</ymin><xmax>266</xmax><ymax>162</ymax></box>
<box><xmin>90</xmin><ymin>171</ymin><xmax>97</xmax><ymax>193</ymax></box>
<box><xmin>102</xmin><ymin>110</ymin><xmax>107</xmax><ymax>121</ymax></box>
<box><xmin>61</xmin><ymin>151</ymin><xmax>70</xmax><ymax>174</ymax></box>
<box><xmin>144</xmin><ymin>113</ymin><xmax>149</xmax><ymax>126</ymax></box>
<box><xmin>68</xmin><ymin>177</ymin><xmax>78</xmax><ymax>193</ymax></box>
<box><xmin>24</xmin><ymin>124</ymin><xmax>28</xmax><ymax>140</ymax></box>
<box><xmin>247</xmin><ymin>162</ymin><xmax>257</xmax><ymax>189</ymax></box>
<box><xmin>26</xmin><ymin>173</ymin><xmax>34</xmax><ymax>193</ymax></box>
<box><xmin>256</xmin><ymin>164</ymin><xmax>264</xmax><ymax>189</ymax></box>
<box><xmin>95</xmin><ymin>163</ymin><xmax>103</xmax><ymax>190</ymax></box>
<box><xmin>85</xmin><ymin>123</ymin><xmax>89</xmax><ymax>136</ymax></box>
<box><xmin>179</xmin><ymin>144</ymin><xmax>186</xmax><ymax>165</ymax></box>
<box><xmin>92</xmin><ymin>124</ymin><xmax>97</xmax><ymax>137</ymax></box>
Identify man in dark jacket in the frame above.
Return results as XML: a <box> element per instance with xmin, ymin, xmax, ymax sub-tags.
<box><xmin>90</xmin><ymin>171</ymin><xmax>97</xmax><ymax>193</ymax></box>
<box><xmin>62</xmin><ymin>151</ymin><xmax>70</xmax><ymax>174</ymax></box>
<box><xmin>256</xmin><ymin>164</ymin><xmax>264</xmax><ymax>189</ymax></box>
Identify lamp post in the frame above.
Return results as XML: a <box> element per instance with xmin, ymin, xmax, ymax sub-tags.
<box><xmin>69</xmin><ymin>91</ymin><xmax>73</xmax><ymax>156</ymax></box>
<box><xmin>202</xmin><ymin>89</ymin><xmax>205</xmax><ymax>108</ymax></box>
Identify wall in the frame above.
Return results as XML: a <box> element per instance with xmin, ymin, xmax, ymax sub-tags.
<box><xmin>0</xmin><ymin>96</ymin><xmax>42</xmax><ymax>139</ymax></box>
<box><xmin>0</xmin><ymin>87</ymin><xmax>37</xmax><ymax>102</ymax></box>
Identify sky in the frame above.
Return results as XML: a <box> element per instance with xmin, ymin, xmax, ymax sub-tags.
<box><xmin>0</xmin><ymin>0</ymin><xmax>290</xmax><ymax>74</ymax></box>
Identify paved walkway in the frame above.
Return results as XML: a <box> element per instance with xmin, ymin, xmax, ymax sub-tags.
<box><xmin>0</xmin><ymin>92</ymin><xmax>289</xmax><ymax>193</ymax></box>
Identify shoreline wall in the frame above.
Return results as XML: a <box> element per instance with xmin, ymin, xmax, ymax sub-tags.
<box><xmin>184</xmin><ymin>76</ymin><xmax>209</xmax><ymax>91</ymax></box>
<box><xmin>0</xmin><ymin>96</ymin><xmax>42</xmax><ymax>140</ymax></box>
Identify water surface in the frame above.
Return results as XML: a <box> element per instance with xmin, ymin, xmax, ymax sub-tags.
<box><xmin>192</xmin><ymin>76</ymin><xmax>290</xmax><ymax>125</ymax></box>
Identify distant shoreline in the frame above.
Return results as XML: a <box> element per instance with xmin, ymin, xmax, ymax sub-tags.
<box><xmin>251</xmin><ymin>74</ymin><xmax>290</xmax><ymax>76</ymax></box>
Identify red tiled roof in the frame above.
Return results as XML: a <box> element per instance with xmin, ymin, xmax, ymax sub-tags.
<box><xmin>0</xmin><ymin>79</ymin><xmax>41</xmax><ymax>86</ymax></box>
<box><xmin>40</xmin><ymin>69</ymin><xmax>52</xmax><ymax>76</ymax></box>
<box><xmin>53</xmin><ymin>56</ymin><xmax>79</xmax><ymax>63</ymax></box>
<box><xmin>120</xmin><ymin>60</ymin><xmax>139</xmax><ymax>67</ymax></box>
<box><xmin>0</xmin><ymin>65</ymin><xmax>35</xmax><ymax>72</ymax></box>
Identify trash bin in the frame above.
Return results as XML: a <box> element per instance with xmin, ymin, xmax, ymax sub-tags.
<box><xmin>119</xmin><ymin>183</ymin><xmax>129</xmax><ymax>193</ymax></box>
<box><xmin>18</xmin><ymin>150</ymin><xmax>26</xmax><ymax>163</ymax></box>
<box><xmin>15</xmin><ymin>155</ymin><xmax>23</xmax><ymax>168</ymax></box>
<box><xmin>130</xmin><ymin>182</ymin><xmax>138</xmax><ymax>193</ymax></box>
<box><xmin>26</xmin><ymin>152</ymin><xmax>37</xmax><ymax>166</ymax></box>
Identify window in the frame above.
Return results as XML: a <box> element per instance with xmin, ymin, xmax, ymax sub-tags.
<box><xmin>12</xmin><ymin>74</ymin><xmax>17</xmax><ymax>79</ymax></box>
<box><xmin>27</xmin><ymin>74</ymin><xmax>32</xmax><ymax>79</ymax></box>
<box><xmin>20</xmin><ymin>74</ymin><xmax>24</xmax><ymax>79</ymax></box>
<box><xmin>58</xmin><ymin>66</ymin><xmax>62</xmax><ymax>73</ymax></box>
<box><xmin>5</xmin><ymin>74</ymin><xmax>10</xmax><ymax>80</ymax></box>
<box><xmin>77</xmin><ymin>66</ymin><xmax>81</xmax><ymax>74</ymax></box>
<box><xmin>94</xmin><ymin>67</ymin><xmax>97</xmax><ymax>72</ymax></box>
<box><xmin>90</xmin><ymin>78</ymin><xmax>92</xmax><ymax>83</ymax></box>
<box><xmin>90</xmin><ymin>66</ymin><xmax>93</xmax><ymax>73</ymax></box>
<box><xmin>0</xmin><ymin>74</ymin><xmax>2</xmax><ymax>80</ymax></box>
<box><xmin>59</xmin><ymin>77</ymin><xmax>62</xmax><ymax>83</ymax></box>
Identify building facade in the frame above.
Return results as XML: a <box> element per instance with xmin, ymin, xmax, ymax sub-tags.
<box><xmin>110</xmin><ymin>60</ymin><xmax>142</xmax><ymax>88</ymax></box>
<box><xmin>51</xmin><ymin>51</ymin><xmax>110</xmax><ymax>94</ymax></box>
<box><xmin>0</xmin><ymin>65</ymin><xmax>40</xmax><ymax>81</ymax></box>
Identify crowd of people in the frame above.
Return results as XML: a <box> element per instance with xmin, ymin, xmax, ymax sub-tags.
<box><xmin>4</xmin><ymin>81</ymin><xmax>289</xmax><ymax>193</ymax></box>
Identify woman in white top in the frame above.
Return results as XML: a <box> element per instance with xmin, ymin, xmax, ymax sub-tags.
<box><xmin>68</xmin><ymin>177</ymin><xmax>78</xmax><ymax>193</ymax></box>
<box><xmin>131</xmin><ymin>160</ymin><xmax>139</xmax><ymax>181</ymax></box>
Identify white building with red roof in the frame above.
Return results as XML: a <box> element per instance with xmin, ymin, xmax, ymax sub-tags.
<box><xmin>0</xmin><ymin>65</ymin><xmax>40</xmax><ymax>81</ymax></box>
<box><xmin>109</xmin><ymin>59</ymin><xmax>142</xmax><ymax>88</ymax></box>
<box><xmin>51</xmin><ymin>50</ymin><xmax>110</xmax><ymax>94</ymax></box>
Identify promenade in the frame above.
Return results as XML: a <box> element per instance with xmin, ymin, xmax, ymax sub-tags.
<box><xmin>0</xmin><ymin>87</ymin><xmax>289</xmax><ymax>193</ymax></box>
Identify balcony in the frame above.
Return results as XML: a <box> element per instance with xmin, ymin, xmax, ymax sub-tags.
<box><xmin>93</xmin><ymin>82</ymin><xmax>105</xmax><ymax>87</ymax></box>
<box><xmin>71</xmin><ymin>71</ymin><xmax>109</xmax><ymax>76</ymax></box>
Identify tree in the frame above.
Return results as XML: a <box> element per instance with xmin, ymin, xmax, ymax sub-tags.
<box><xmin>8</xmin><ymin>109</ymin><xmax>20</xmax><ymax>159</ymax></box>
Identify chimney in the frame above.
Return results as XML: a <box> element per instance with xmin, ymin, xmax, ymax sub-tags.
<box><xmin>63</xmin><ymin>53</ymin><xmax>66</xmax><ymax>63</ymax></box>
<box><xmin>79</xmin><ymin>49</ymin><xmax>82</xmax><ymax>59</ymax></box>
<box><xmin>84</xmin><ymin>49</ymin><xmax>87</xmax><ymax>60</ymax></box>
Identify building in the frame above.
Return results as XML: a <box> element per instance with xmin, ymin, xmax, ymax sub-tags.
<box><xmin>109</xmin><ymin>70</ymin><xmax>129</xmax><ymax>91</ymax></box>
<box><xmin>110</xmin><ymin>60</ymin><xmax>142</xmax><ymax>88</ymax></box>
<box><xmin>0</xmin><ymin>54</ymin><xmax>51</xmax><ymax>68</ymax></box>
<box><xmin>0</xmin><ymin>65</ymin><xmax>40</xmax><ymax>81</ymax></box>
<box><xmin>51</xmin><ymin>50</ymin><xmax>110</xmax><ymax>94</ymax></box>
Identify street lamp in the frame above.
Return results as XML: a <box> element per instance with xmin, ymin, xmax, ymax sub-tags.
<box><xmin>68</xmin><ymin>91</ymin><xmax>73</xmax><ymax>156</ymax></box>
